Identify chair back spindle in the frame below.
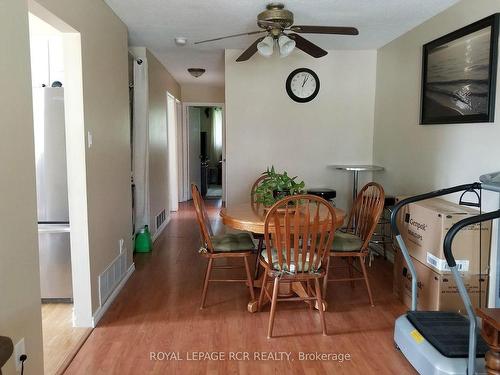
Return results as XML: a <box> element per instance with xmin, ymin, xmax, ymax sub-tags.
<box><xmin>263</xmin><ymin>195</ymin><xmax>336</xmax><ymax>274</ymax></box>
<box><xmin>345</xmin><ymin>182</ymin><xmax>385</xmax><ymax>250</ymax></box>
<box><xmin>250</xmin><ymin>174</ymin><xmax>270</xmax><ymax>205</ymax></box>
<box><xmin>192</xmin><ymin>184</ymin><xmax>215</xmax><ymax>252</ymax></box>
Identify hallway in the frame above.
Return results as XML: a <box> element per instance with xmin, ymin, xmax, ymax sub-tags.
<box><xmin>65</xmin><ymin>199</ymin><xmax>415</xmax><ymax>374</ymax></box>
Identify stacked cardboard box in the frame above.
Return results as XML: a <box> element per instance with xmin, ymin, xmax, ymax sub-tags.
<box><xmin>393</xmin><ymin>247</ymin><xmax>488</xmax><ymax>313</ymax></box>
<box><xmin>393</xmin><ymin>197</ymin><xmax>491</xmax><ymax>313</ymax></box>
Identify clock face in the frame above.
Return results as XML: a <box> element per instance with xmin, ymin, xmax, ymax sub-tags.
<box><xmin>286</xmin><ymin>68</ymin><xmax>320</xmax><ymax>103</ymax></box>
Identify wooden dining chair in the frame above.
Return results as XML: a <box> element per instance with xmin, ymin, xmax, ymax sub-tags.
<box><xmin>258</xmin><ymin>195</ymin><xmax>337</xmax><ymax>338</ymax></box>
<box><xmin>322</xmin><ymin>182</ymin><xmax>385</xmax><ymax>306</ymax></box>
<box><xmin>250</xmin><ymin>174</ymin><xmax>270</xmax><ymax>204</ymax></box>
<box><xmin>250</xmin><ymin>174</ymin><xmax>270</xmax><ymax>278</ymax></box>
<box><xmin>191</xmin><ymin>184</ymin><xmax>255</xmax><ymax>309</ymax></box>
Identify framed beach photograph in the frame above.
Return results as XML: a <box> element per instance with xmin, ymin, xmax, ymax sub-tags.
<box><xmin>421</xmin><ymin>14</ymin><xmax>500</xmax><ymax>125</ymax></box>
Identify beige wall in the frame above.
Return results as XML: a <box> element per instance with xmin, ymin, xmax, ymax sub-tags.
<box><xmin>147</xmin><ymin>50</ymin><xmax>181</xmax><ymax>99</ymax></box>
<box><xmin>130</xmin><ymin>47</ymin><xmax>181</xmax><ymax>237</ymax></box>
<box><xmin>373</xmin><ymin>0</ymin><xmax>500</xmax><ymax>199</ymax></box>
<box><xmin>225</xmin><ymin>49</ymin><xmax>377</xmax><ymax>210</ymax></box>
<box><xmin>181</xmin><ymin>83</ymin><xmax>225</xmax><ymax>103</ymax></box>
<box><xmin>146</xmin><ymin>50</ymin><xmax>181</xmax><ymax>237</ymax></box>
<box><xmin>373</xmin><ymin>0</ymin><xmax>500</xmax><ymax>304</ymax></box>
<box><xmin>0</xmin><ymin>1</ymin><xmax>45</xmax><ymax>373</ymax></box>
<box><xmin>0</xmin><ymin>1</ymin><xmax>133</xmax><ymax>370</ymax></box>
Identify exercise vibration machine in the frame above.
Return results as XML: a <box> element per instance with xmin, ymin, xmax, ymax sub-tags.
<box><xmin>391</xmin><ymin>171</ymin><xmax>500</xmax><ymax>375</ymax></box>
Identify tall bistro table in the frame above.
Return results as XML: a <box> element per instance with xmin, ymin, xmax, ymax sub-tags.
<box><xmin>220</xmin><ymin>202</ymin><xmax>345</xmax><ymax>313</ymax></box>
<box><xmin>330</xmin><ymin>164</ymin><xmax>384</xmax><ymax>202</ymax></box>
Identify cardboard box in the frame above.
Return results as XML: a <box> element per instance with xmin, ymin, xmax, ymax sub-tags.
<box><xmin>397</xmin><ymin>197</ymin><xmax>491</xmax><ymax>274</ymax></box>
<box><xmin>394</xmin><ymin>247</ymin><xmax>488</xmax><ymax>314</ymax></box>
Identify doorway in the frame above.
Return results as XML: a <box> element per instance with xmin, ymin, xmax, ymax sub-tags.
<box><xmin>28</xmin><ymin>8</ymin><xmax>92</xmax><ymax>374</ymax></box>
<box><xmin>182</xmin><ymin>103</ymin><xmax>225</xmax><ymax>201</ymax></box>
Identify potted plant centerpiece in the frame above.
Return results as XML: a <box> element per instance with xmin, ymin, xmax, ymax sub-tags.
<box><xmin>254</xmin><ymin>166</ymin><xmax>305</xmax><ymax>209</ymax></box>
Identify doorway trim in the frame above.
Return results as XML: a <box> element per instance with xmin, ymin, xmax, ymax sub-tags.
<box><xmin>181</xmin><ymin>102</ymin><xmax>225</xmax><ymax>202</ymax></box>
<box><xmin>29</xmin><ymin>1</ymin><xmax>93</xmax><ymax>327</ymax></box>
<box><xmin>166</xmin><ymin>92</ymin><xmax>179</xmax><ymax>212</ymax></box>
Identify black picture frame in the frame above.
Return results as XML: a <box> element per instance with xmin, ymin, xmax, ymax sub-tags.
<box><xmin>285</xmin><ymin>68</ymin><xmax>320</xmax><ymax>103</ymax></box>
<box><xmin>420</xmin><ymin>14</ymin><xmax>499</xmax><ymax>125</ymax></box>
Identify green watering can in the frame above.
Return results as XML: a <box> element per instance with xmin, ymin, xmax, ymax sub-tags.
<box><xmin>135</xmin><ymin>225</ymin><xmax>153</xmax><ymax>253</ymax></box>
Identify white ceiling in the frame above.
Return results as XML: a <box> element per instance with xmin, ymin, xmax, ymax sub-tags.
<box><xmin>104</xmin><ymin>0</ymin><xmax>459</xmax><ymax>87</ymax></box>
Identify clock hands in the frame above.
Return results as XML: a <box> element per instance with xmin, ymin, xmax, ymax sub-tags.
<box><xmin>302</xmin><ymin>75</ymin><xmax>309</xmax><ymax>87</ymax></box>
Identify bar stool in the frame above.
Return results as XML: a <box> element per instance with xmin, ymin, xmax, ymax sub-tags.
<box><xmin>370</xmin><ymin>196</ymin><xmax>396</xmax><ymax>260</ymax></box>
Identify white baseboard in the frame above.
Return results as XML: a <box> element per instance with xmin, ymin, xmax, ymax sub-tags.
<box><xmin>92</xmin><ymin>263</ymin><xmax>135</xmax><ymax>327</ymax></box>
<box><xmin>152</xmin><ymin>215</ymin><xmax>171</xmax><ymax>242</ymax></box>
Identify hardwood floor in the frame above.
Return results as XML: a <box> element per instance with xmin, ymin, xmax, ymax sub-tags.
<box><xmin>64</xmin><ymin>199</ymin><xmax>416</xmax><ymax>374</ymax></box>
<box><xmin>41</xmin><ymin>304</ymin><xmax>91</xmax><ymax>375</ymax></box>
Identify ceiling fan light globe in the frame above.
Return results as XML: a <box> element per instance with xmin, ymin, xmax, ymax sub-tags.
<box><xmin>278</xmin><ymin>35</ymin><xmax>295</xmax><ymax>57</ymax></box>
<box><xmin>257</xmin><ymin>35</ymin><xmax>274</xmax><ymax>57</ymax></box>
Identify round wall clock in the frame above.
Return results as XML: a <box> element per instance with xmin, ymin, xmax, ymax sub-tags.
<box><xmin>285</xmin><ymin>68</ymin><xmax>320</xmax><ymax>103</ymax></box>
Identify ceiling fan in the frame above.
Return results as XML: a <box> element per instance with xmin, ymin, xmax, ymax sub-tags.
<box><xmin>194</xmin><ymin>3</ymin><xmax>359</xmax><ymax>62</ymax></box>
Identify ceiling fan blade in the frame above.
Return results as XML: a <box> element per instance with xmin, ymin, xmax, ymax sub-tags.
<box><xmin>288</xmin><ymin>34</ymin><xmax>328</xmax><ymax>58</ymax></box>
<box><xmin>289</xmin><ymin>25</ymin><xmax>359</xmax><ymax>35</ymax></box>
<box><xmin>195</xmin><ymin>30</ymin><xmax>265</xmax><ymax>45</ymax></box>
<box><xmin>236</xmin><ymin>37</ymin><xmax>265</xmax><ymax>62</ymax></box>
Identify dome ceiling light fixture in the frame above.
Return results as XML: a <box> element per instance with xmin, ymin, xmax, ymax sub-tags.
<box><xmin>188</xmin><ymin>68</ymin><xmax>206</xmax><ymax>78</ymax></box>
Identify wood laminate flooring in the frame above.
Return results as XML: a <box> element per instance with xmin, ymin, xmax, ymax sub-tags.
<box><xmin>64</xmin><ymin>199</ymin><xmax>415</xmax><ymax>374</ymax></box>
<box><xmin>42</xmin><ymin>303</ymin><xmax>91</xmax><ymax>374</ymax></box>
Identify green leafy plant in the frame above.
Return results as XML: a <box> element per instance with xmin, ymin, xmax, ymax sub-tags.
<box><xmin>254</xmin><ymin>166</ymin><xmax>305</xmax><ymax>207</ymax></box>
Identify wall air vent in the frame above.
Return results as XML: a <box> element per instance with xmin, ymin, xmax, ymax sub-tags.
<box><xmin>156</xmin><ymin>209</ymin><xmax>166</xmax><ymax>230</ymax></box>
<box><xmin>98</xmin><ymin>251</ymin><xmax>127</xmax><ymax>306</ymax></box>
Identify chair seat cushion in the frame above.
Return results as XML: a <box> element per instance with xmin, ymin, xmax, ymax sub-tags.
<box><xmin>332</xmin><ymin>231</ymin><xmax>363</xmax><ymax>252</ymax></box>
<box><xmin>260</xmin><ymin>249</ymin><xmax>320</xmax><ymax>272</ymax></box>
<box><xmin>211</xmin><ymin>232</ymin><xmax>255</xmax><ymax>252</ymax></box>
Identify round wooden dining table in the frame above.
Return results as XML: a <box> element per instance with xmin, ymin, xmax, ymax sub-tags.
<box><xmin>220</xmin><ymin>202</ymin><xmax>346</xmax><ymax>312</ymax></box>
